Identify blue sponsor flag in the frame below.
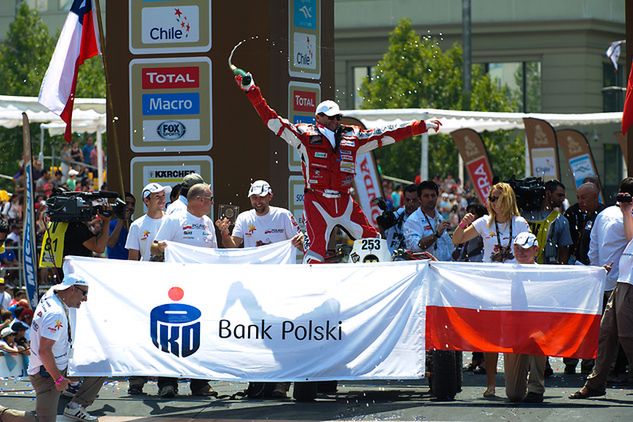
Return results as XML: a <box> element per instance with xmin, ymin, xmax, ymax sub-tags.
<box><xmin>21</xmin><ymin>113</ymin><xmax>38</xmax><ymax>308</ymax></box>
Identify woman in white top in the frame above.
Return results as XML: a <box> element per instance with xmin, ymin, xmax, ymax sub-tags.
<box><xmin>452</xmin><ymin>182</ymin><xmax>530</xmax><ymax>398</ymax></box>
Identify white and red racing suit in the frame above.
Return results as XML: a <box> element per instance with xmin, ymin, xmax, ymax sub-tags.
<box><xmin>244</xmin><ymin>85</ymin><xmax>432</xmax><ymax>262</ymax></box>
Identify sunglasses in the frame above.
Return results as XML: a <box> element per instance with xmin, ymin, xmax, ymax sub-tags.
<box><xmin>488</xmin><ymin>195</ymin><xmax>500</xmax><ymax>203</ymax></box>
<box><xmin>320</xmin><ymin>113</ymin><xmax>342</xmax><ymax>121</ymax></box>
<box><xmin>74</xmin><ymin>286</ymin><xmax>88</xmax><ymax>297</ymax></box>
<box><xmin>198</xmin><ymin>195</ymin><xmax>214</xmax><ymax>202</ymax></box>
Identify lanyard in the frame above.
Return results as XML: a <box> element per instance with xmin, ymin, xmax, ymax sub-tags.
<box><xmin>422</xmin><ymin>211</ymin><xmax>438</xmax><ymax>250</ymax></box>
<box><xmin>494</xmin><ymin>218</ymin><xmax>513</xmax><ymax>259</ymax></box>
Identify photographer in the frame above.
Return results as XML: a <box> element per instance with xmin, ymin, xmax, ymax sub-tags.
<box><xmin>376</xmin><ymin>184</ymin><xmax>418</xmax><ymax>254</ymax></box>
<box><xmin>106</xmin><ymin>193</ymin><xmax>136</xmax><ymax>260</ymax></box>
<box><xmin>403</xmin><ymin>181</ymin><xmax>452</xmax><ymax>261</ymax></box>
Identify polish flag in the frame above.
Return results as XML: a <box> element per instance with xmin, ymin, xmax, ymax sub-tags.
<box><xmin>425</xmin><ymin>262</ymin><xmax>605</xmax><ymax>359</ymax></box>
<box><xmin>38</xmin><ymin>0</ymin><xmax>100</xmax><ymax>141</ymax></box>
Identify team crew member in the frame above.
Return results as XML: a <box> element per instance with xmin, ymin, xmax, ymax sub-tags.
<box><xmin>234</xmin><ymin>72</ymin><xmax>441</xmax><ymax>263</ymax></box>
<box><xmin>403</xmin><ymin>181</ymin><xmax>453</xmax><ymax>261</ymax></box>
<box><xmin>30</xmin><ymin>276</ymin><xmax>103</xmax><ymax>421</ymax></box>
<box><xmin>216</xmin><ymin>180</ymin><xmax>303</xmax><ymax>250</ymax></box>
<box><xmin>125</xmin><ymin>183</ymin><xmax>169</xmax><ymax>261</ymax></box>
<box><xmin>165</xmin><ymin>173</ymin><xmax>205</xmax><ymax>216</ymax></box>
<box><xmin>380</xmin><ymin>184</ymin><xmax>419</xmax><ymax>253</ymax></box>
<box><xmin>216</xmin><ymin>179</ymin><xmax>304</xmax><ymax>399</ymax></box>
<box><xmin>151</xmin><ymin>183</ymin><xmax>217</xmax><ymax>398</ymax></box>
<box><xmin>504</xmin><ymin>232</ymin><xmax>547</xmax><ymax>403</ymax></box>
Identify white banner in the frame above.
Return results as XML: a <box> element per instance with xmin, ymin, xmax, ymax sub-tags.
<box><xmin>65</xmin><ymin>257</ymin><xmax>426</xmax><ymax>381</ymax></box>
<box><xmin>354</xmin><ymin>153</ymin><xmax>382</xmax><ymax>227</ymax></box>
<box><xmin>164</xmin><ymin>239</ymin><xmax>297</xmax><ymax>264</ymax></box>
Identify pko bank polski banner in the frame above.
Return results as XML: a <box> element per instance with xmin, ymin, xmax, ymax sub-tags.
<box><xmin>65</xmin><ymin>257</ymin><xmax>426</xmax><ymax>381</ymax></box>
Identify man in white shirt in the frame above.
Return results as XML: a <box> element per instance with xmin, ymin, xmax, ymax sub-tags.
<box><xmin>570</xmin><ymin>189</ymin><xmax>633</xmax><ymax>400</ymax></box>
<box><xmin>379</xmin><ymin>184</ymin><xmax>419</xmax><ymax>254</ymax></box>
<box><xmin>150</xmin><ymin>183</ymin><xmax>217</xmax><ymax>398</ymax></box>
<box><xmin>588</xmin><ymin>177</ymin><xmax>633</xmax><ymax>294</ymax></box>
<box><xmin>0</xmin><ymin>277</ymin><xmax>11</xmax><ymax>311</ymax></box>
<box><xmin>0</xmin><ymin>276</ymin><xmax>104</xmax><ymax>422</ymax></box>
<box><xmin>215</xmin><ymin>180</ymin><xmax>303</xmax><ymax>399</ymax></box>
<box><xmin>125</xmin><ymin>183</ymin><xmax>169</xmax><ymax>262</ymax></box>
<box><xmin>403</xmin><ymin>180</ymin><xmax>452</xmax><ymax>261</ymax></box>
<box><xmin>216</xmin><ymin>180</ymin><xmax>303</xmax><ymax>250</ymax></box>
<box><xmin>165</xmin><ymin>173</ymin><xmax>205</xmax><ymax>216</ymax></box>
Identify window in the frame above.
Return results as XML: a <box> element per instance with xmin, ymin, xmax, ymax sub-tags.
<box><xmin>603</xmin><ymin>63</ymin><xmax>625</xmax><ymax>112</ymax></box>
<box><xmin>352</xmin><ymin>65</ymin><xmax>376</xmax><ymax>109</ymax></box>
<box><xmin>485</xmin><ymin>61</ymin><xmax>541</xmax><ymax>112</ymax></box>
<box><xmin>25</xmin><ymin>0</ymin><xmax>48</xmax><ymax>12</ymax></box>
<box><xmin>603</xmin><ymin>143</ymin><xmax>623</xmax><ymax>203</ymax></box>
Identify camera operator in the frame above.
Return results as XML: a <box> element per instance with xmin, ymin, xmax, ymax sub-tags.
<box><xmin>521</xmin><ymin>180</ymin><xmax>572</xmax><ymax>265</ymax></box>
<box><xmin>106</xmin><ymin>193</ymin><xmax>136</xmax><ymax>260</ymax></box>
<box><xmin>376</xmin><ymin>184</ymin><xmax>418</xmax><ymax>254</ymax></box>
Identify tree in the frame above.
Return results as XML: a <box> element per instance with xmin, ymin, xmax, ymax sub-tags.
<box><xmin>358</xmin><ymin>19</ymin><xmax>524</xmax><ymax>182</ymax></box>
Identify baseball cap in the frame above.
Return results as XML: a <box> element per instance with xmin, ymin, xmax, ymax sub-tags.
<box><xmin>142</xmin><ymin>182</ymin><xmax>170</xmax><ymax>199</ymax></box>
<box><xmin>248</xmin><ymin>180</ymin><xmax>272</xmax><ymax>197</ymax></box>
<box><xmin>51</xmin><ymin>275</ymin><xmax>89</xmax><ymax>292</ymax></box>
<box><xmin>315</xmin><ymin>100</ymin><xmax>341</xmax><ymax>117</ymax></box>
<box><xmin>0</xmin><ymin>277</ymin><xmax>4</xmax><ymax>285</ymax></box>
<box><xmin>182</xmin><ymin>173</ymin><xmax>205</xmax><ymax>189</ymax></box>
<box><xmin>68</xmin><ymin>169</ymin><xmax>79</xmax><ymax>177</ymax></box>
<box><xmin>514</xmin><ymin>232</ymin><xmax>538</xmax><ymax>248</ymax></box>
<box><xmin>11</xmin><ymin>321</ymin><xmax>28</xmax><ymax>332</ymax></box>
<box><xmin>0</xmin><ymin>327</ymin><xmax>15</xmax><ymax>338</ymax></box>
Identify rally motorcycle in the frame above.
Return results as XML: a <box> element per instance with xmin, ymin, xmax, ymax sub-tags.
<box><xmin>292</xmin><ymin>239</ymin><xmax>462</xmax><ymax>402</ymax></box>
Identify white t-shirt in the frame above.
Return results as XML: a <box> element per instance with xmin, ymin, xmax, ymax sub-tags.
<box><xmin>616</xmin><ymin>237</ymin><xmax>633</xmax><ymax>286</ymax></box>
<box><xmin>165</xmin><ymin>196</ymin><xmax>187</xmax><ymax>216</ymax></box>
<box><xmin>232</xmin><ymin>206</ymin><xmax>300</xmax><ymax>248</ymax></box>
<box><xmin>27</xmin><ymin>293</ymin><xmax>72</xmax><ymax>375</ymax></box>
<box><xmin>155</xmin><ymin>211</ymin><xmax>217</xmax><ymax>248</ymax></box>
<box><xmin>472</xmin><ymin>215</ymin><xmax>530</xmax><ymax>263</ymax></box>
<box><xmin>125</xmin><ymin>214</ymin><xmax>165</xmax><ymax>261</ymax></box>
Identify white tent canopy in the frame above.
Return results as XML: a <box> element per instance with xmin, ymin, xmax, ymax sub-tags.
<box><xmin>341</xmin><ymin>108</ymin><xmax>623</xmax><ymax>133</ymax></box>
<box><xmin>0</xmin><ymin>95</ymin><xmax>106</xmax><ymax>134</ymax></box>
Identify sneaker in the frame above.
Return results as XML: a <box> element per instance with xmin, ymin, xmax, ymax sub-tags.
<box><xmin>62</xmin><ymin>381</ymin><xmax>82</xmax><ymax>398</ymax></box>
<box><xmin>127</xmin><ymin>386</ymin><xmax>145</xmax><ymax>396</ymax></box>
<box><xmin>191</xmin><ymin>383</ymin><xmax>217</xmax><ymax>397</ymax></box>
<box><xmin>158</xmin><ymin>385</ymin><xmax>177</xmax><ymax>398</ymax></box>
<box><xmin>564</xmin><ymin>364</ymin><xmax>576</xmax><ymax>375</ymax></box>
<box><xmin>63</xmin><ymin>404</ymin><xmax>98</xmax><ymax>421</ymax></box>
<box><xmin>523</xmin><ymin>392</ymin><xmax>544</xmax><ymax>403</ymax></box>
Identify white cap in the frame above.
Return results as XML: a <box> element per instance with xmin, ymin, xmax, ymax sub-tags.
<box><xmin>51</xmin><ymin>275</ymin><xmax>89</xmax><ymax>292</ymax></box>
<box><xmin>142</xmin><ymin>182</ymin><xmax>170</xmax><ymax>199</ymax></box>
<box><xmin>0</xmin><ymin>327</ymin><xmax>15</xmax><ymax>338</ymax></box>
<box><xmin>248</xmin><ymin>180</ymin><xmax>272</xmax><ymax>197</ymax></box>
<box><xmin>514</xmin><ymin>232</ymin><xmax>538</xmax><ymax>248</ymax></box>
<box><xmin>315</xmin><ymin>100</ymin><xmax>341</xmax><ymax>117</ymax></box>
<box><xmin>68</xmin><ymin>169</ymin><xmax>79</xmax><ymax>177</ymax></box>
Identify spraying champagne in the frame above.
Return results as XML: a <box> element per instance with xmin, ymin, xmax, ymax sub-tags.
<box><xmin>228</xmin><ymin>40</ymin><xmax>251</xmax><ymax>86</ymax></box>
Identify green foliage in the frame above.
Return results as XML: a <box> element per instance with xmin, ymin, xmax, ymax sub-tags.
<box><xmin>358</xmin><ymin>19</ymin><xmax>525</xmax><ymax>181</ymax></box>
<box><xmin>0</xmin><ymin>3</ymin><xmax>54</xmax><ymax>96</ymax></box>
<box><xmin>0</xmin><ymin>4</ymin><xmax>105</xmax><ymax>182</ymax></box>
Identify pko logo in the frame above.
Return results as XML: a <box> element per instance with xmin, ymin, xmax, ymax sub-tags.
<box><xmin>150</xmin><ymin>287</ymin><xmax>200</xmax><ymax>358</ymax></box>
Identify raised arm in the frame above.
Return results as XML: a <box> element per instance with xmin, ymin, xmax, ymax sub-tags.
<box><xmin>356</xmin><ymin>119</ymin><xmax>441</xmax><ymax>154</ymax></box>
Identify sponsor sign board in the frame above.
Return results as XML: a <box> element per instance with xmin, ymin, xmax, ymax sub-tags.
<box><xmin>289</xmin><ymin>0</ymin><xmax>320</xmax><ymax>79</ymax></box>
<box><xmin>130</xmin><ymin>155</ymin><xmax>213</xmax><ymax>216</ymax></box>
<box><xmin>130</xmin><ymin>0</ymin><xmax>211</xmax><ymax>54</ymax></box>
<box><xmin>130</xmin><ymin>57</ymin><xmax>212</xmax><ymax>152</ymax></box>
<box><xmin>288</xmin><ymin>81</ymin><xmax>320</xmax><ymax>171</ymax></box>
<box><xmin>465</xmin><ymin>156</ymin><xmax>493</xmax><ymax>203</ymax></box>
<box><xmin>288</xmin><ymin>175</ymin><xmax>305</xmax><ymax>230</ymax></box>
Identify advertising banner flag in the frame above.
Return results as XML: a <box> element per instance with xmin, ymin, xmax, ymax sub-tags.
<box><xmin>450</xmin><ymin>129</ymin><xmax>494</xmax><ymax>204</ymax></box>
<box><xmin>343</xmin><ymin>117</ymin><xmax>383</xmax><ymax>227</ymax></box>
<box><xmin>66</xmin><ymin>257</ymin><xmax>426</xmax><ymax>380</ymax></box>
<box><xmin>425</xmin><ymin>262</ymin><xmax>605</xmax><ymax>359</ymax></box>
<box><xmin>523</xmin><ymin>118</ymin><xmax>561</xmax><ymax>181</ymax></box>
<box><xmin>21</xmin><ymin>113</ymin><xmax>38</xmax><ymax>309</ymax></box>
<box><xmin>164</xmin><ymin>239</ymin><xmax>297</xmax><ymax>264</ymax></box>
<box><xmin>557</xmin><ymin>129</ymin><xmax>602</xmax><ymax>193</ymax></box>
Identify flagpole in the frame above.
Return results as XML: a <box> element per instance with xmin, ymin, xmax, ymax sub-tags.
<box><xmin>94</xmin><ymin>0</ymin><xmax>125</xmax><ymax>196</ymax></box>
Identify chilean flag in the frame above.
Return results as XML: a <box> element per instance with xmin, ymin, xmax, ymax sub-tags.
<box><xmin>425</xmin><ymin>262</ymin><xmax>604</xmax><ymax>358</ymax></box>
<box><xmin>38</xmin><ymin>0</ymin><xmax>100</xmax><ymax>141</ymax></box>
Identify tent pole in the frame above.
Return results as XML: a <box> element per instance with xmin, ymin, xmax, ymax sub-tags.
<box><xmin>421</xmin><ymin>133</ymin><xmax>429</xmax><ymax>181</ymax></box>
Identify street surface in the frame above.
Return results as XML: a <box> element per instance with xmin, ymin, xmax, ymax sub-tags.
<box><xmin>1</xmin><ymin>357</ymin><xmax>631</xmax><ymax>421</ymax></box>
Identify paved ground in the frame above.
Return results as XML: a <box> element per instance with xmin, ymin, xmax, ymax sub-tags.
<box><xmin>1</xmin><ymin>357</ymin><xmax>632</xmax><ymax>421</ymax></box>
